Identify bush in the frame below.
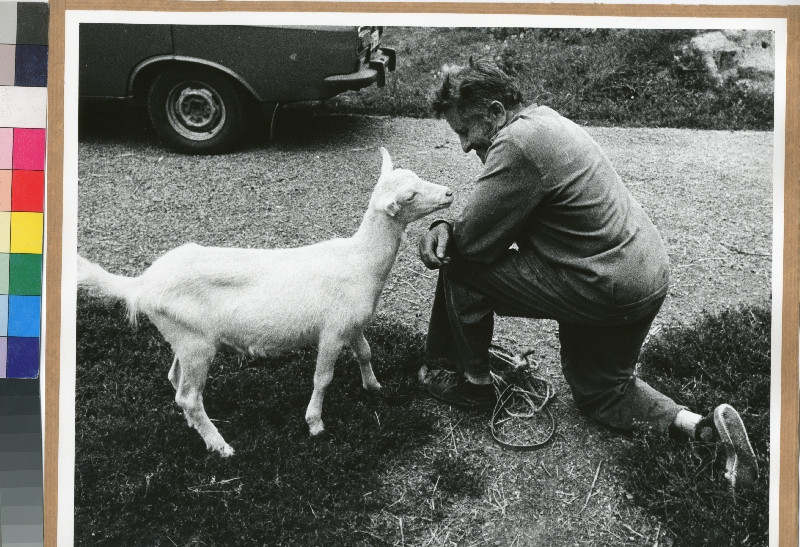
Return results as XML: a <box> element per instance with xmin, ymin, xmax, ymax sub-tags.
<box><xmin>619</xmin><ymin>304</ymin><xmax>770</xmax><ymax>545</ymax></box>
<box><xmin>322</xmin><ymin>27</ymin><xmax>773</xmax><ymax>130</ymax></box>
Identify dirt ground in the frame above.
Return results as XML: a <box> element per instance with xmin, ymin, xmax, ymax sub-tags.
<box><xmin>77</xmin><ymin>109</ymin><xmax>774</xmax><ymax>545</ymax></box>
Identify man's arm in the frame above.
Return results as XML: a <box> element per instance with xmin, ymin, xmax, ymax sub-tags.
<box><xmin>453</xmin><ymin>135</ymin><xmax>546</xmax><ymax>263</ymax></box>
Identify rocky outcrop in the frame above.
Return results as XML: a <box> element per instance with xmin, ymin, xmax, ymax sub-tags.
<box><xmin>680</xmin><ymin>30</ymin><xmax>774</xmax><ymax>92</ymax></box>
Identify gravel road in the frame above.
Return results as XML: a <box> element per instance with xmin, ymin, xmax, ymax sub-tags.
<box><xmin>78</xmin><ymin>107</ymin><xmax>774</xmax><ymax>338</ymax></box>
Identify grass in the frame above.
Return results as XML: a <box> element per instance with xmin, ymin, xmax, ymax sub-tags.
<box><xmin>322</xmin><ymin>27</ymin><xmax>774</xmax><ymax>131</ymax></box>
<box><xmin>76</xmin><ymin>294</ymin><xmax>500</xmax><ymax>546</ymax></box>
<box><xmin>621</xmin><ymin>304</ymin><xmax>771</xmax><ymax>545</ymax></box>
<box><xmin>75</xmin><ymin>293</ymin><xmax>772</xmax><ymax>545</ymax></box>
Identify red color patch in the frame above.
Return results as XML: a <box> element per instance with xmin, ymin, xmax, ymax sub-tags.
<box><xmin>12</xmin><ymin>170</ymin><xmax>44</xmax><ymax>212</ymax></box>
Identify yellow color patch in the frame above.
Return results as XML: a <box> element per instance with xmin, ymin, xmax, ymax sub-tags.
<box><xmin>10</xmin><ymin>212</ymin><xmax>43</xmax><ymax>254</ymax></box>
<box><xmin>0</xmin><ymin>212</ymin><xmax>9</xmax><ymax>253</ymax></box>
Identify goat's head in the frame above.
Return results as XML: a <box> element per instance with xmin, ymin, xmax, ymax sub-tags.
<box><xmin>372</xmin><ymin>147</ymin><xmax>454</xmax><ymax>223</ymax></box>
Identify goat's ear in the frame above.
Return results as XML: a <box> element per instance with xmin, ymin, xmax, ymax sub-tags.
<box><xmin>381</xmin><ymin>197</ymin><xmax>400</xmax><ymax>217</ymax></box>
<box><xmin>380</xmin><ymin>147</ymin><xmax>393</xmax><ymax>177</ymax></box>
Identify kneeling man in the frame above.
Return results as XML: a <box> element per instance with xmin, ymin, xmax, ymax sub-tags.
<box><xmin>418</xmin><ymin>58</ymin><xmax>758</xmax><ymax>494</ymax></box>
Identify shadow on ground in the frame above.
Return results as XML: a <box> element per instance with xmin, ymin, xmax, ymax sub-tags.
<box><xmin>75</xmin><ymin>293</ymin><xmax>442</xmax><ymax>545</ymax></box>
<box><xmin>78</xmin><ymin>100</ymin><xmax>384</xmax><ymax>152</ymax></box>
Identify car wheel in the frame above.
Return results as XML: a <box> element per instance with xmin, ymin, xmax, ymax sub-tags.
<box><xmin>147</xmin><ymin>66</ymin><xmax>251</xmax><ymax>154</ymax></box>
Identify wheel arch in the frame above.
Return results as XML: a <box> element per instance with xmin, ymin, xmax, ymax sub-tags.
<box><xmin>129</xmin><ymin>57</ymin><xmax>263</xmax><ymax>105</ymax></box>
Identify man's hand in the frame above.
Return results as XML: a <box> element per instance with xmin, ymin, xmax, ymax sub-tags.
<box><xmin>418</xmin><ymin>222</ymin><xmax>453</xmax><ymax>270</ymax></box>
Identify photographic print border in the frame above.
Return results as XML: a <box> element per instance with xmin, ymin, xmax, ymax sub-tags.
<box><xmin>46</xmin><ymin>2</ymin><xmax>799</xmax><ymax>545</ymax></box>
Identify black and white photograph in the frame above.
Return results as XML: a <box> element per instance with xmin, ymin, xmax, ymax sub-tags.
<box><xmin>62</xmin><ymin>10</ymin><xmax>784</xmax><ymax>546</ymax></box>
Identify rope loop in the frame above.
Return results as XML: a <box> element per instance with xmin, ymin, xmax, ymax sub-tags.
<box><xmin>488</xmin><ymin>345</ymin><xmax>556</xmax><ymax>451</ymax></box>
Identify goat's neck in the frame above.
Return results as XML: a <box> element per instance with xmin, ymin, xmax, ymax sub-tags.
<box><xmin>352</xmin><ymin>207</ymin><xmax>407</xmax><ymax>280</ymax></box>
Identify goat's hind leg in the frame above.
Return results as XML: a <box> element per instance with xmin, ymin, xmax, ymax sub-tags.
<box><xmin>173</xmin><ymin>340</ymin><xmax>234</xmax><ymax>457</ymax></box>
<box><xmin>153</xmin><ymin>314</ymin><xmax>234</xmax><ymax>457</ymax></box>
<box><xmin>351</xmin><ymin>332</ymin><xmax>382</xmax><ymax>392</ymax></box>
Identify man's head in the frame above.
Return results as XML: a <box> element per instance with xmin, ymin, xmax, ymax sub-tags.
<box><xmin>431</xmin><ymin>58</ymin><xmax>524</xmax><ymax>163</ymax></box>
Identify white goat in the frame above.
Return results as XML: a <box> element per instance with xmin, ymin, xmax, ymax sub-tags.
<box><xmin>77</xmin><ymin>148</ymin><xmax>453</xmax><ymax>457</ymax></box>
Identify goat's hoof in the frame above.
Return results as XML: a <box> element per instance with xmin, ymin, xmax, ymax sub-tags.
<box><xmin>308</xmin><ymin>422</ymin><xmax>325</xmax><ymax>436</ymax></box>
<box><xmin>363</xmin><ymin>381</ymin><xmax>383</xmax><ymax>392</ymax></box>
<box><xmin>207</xmin><ymin>439</ymin><xmax>235</xmax><ymax>457</ymax></box>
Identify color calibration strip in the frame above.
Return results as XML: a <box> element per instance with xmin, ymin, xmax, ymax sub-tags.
<box><xmin>0</xmin><ymin>6</ymin><xmax>45</xmax><ymax>547</ymax></box>
<box><xmin>0</xmin><ymin>2</ymin><xmax>47</xmax><ymax>381</ymax></box>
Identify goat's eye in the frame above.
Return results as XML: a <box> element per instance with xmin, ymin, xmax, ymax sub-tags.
<box><xmin>406</xmin><ymin>193</ymin><xmax>417</xmax><ymax>201</ymax></box>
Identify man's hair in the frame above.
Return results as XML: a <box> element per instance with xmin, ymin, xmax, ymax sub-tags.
<box><xmin>431</xmin><ymin>57</ymin><xmax>524</xmax><ymax>118</ymax></box>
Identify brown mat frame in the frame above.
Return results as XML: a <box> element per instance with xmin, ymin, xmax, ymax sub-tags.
<box><xmin>43</xmin><ymin>3</ymin><xmax>800</xmax><ymax>545</ymax></box>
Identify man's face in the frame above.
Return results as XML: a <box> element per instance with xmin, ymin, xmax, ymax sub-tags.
<box><xmin>443</xmin><ymin>106</ymin><xmax>496</xmax><ymax>164</ymax></box>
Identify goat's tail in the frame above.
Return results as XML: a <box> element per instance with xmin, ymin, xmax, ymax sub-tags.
<box><xmin>77</xmin><ymin>255</ymin><xmax>141</xmax><ymax>323</ymax></box>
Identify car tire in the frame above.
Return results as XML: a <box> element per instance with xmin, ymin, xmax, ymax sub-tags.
<box><xmin>147</xmin><ymin>66</ymin><xmax>251</xmax><ymax>154</ymax></box>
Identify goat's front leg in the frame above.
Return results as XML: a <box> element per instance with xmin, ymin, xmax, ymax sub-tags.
<box><xmin>305</xmin><ymin>334</ymin><xmax>346</xmax><ymax>435</ymax></box>
<box><xmin>168</xmin><ymin>356</ymin><xmax>181</xmax><ymax>390</ymax></box>
<box><xmin>351</xmin><ymin>332</ymin><xmax>382</xmax><ymax>392</ymax></box>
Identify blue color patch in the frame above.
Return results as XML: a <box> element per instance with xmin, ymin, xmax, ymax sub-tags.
<box><xmin>6</xmin><ymin>336</ymin><xmax>39</xmax><ymax>378</ymax></box>
<box><xmin>14</xmin><ymin>44</ymin><xmax>47</xmax><ymax>87</ymax></box>
<box><xmin>8</xmin><ymin>295</ymin><xmax>39</xmax><ymax>337</ymax></box>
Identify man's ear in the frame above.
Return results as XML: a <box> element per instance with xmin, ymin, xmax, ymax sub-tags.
<box><xmin>488</xmin><ymin>101</ymin><xmax>508</xmax><ymax>127</ymax></box>
<box><xmin>380</xmin><ymin>147</ymin><xmax>393</xmax><ymax>178</ymax></box>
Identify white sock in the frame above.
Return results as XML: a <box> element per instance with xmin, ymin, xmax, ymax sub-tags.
<box><xmin>673</xmin><ymin>409</ymin><xmax>702</xmax><ymax>437</ymax></box>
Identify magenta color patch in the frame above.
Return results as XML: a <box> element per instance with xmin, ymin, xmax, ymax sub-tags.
<box><xmin>0</xmin><ymin>128</ymin><xmax>11</xmax><ymax>169</ymax></box>
<box><xmin>12</xmin><ymin>128</ymin><xmax>45</xmax><ymax>170</ymax></box>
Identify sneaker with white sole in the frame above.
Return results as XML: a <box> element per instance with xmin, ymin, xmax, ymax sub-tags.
<box><xmin>696</xmin><ymin>404</ymin><xmax>759</xmax><ymax>494</ymax></box>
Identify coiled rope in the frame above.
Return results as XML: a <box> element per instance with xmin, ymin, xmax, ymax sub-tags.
<box><xmin>488</xmin><ymin>344</ymin><xmax>556</xmax><ymax>451</ymax></box>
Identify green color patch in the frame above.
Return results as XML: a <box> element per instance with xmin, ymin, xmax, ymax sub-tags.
<box><xmin>9</xmin><ymin>253</ymin><xmax>41</xmax><ymax>295</ymax></box>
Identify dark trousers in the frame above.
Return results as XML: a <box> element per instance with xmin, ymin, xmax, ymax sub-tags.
<box><xmin>425</xmin><ymin>249</ymin><xmax>682</xmax><ymax>432</ymax></box>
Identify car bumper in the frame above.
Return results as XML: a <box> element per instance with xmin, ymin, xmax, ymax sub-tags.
<box><xmin>324</xmin><ymin>47</ymin><xmax>396</xmax><ymax>91</ymax></box>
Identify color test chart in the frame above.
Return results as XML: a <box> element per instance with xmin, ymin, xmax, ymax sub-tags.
<box><xmin>0</xmin><ymin>3</ymin><xmax>46</xmax><ymax>545</ymax></box>
<box><xmin>0</xmin><ymin>1</ymin><xmax>47</xmax><ymax>380</ymax></box>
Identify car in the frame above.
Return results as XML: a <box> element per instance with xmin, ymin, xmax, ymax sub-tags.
<box><xmin>79</xmin><ymin>24</ymin><xmax>396</xmax><ymax>154</ymax></box>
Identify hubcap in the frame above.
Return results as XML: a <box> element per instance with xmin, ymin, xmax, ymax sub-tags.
<box><xmin>166</xmin><ymin>83</ymin><xmax>227</xmax><ymax>141</ymax></box>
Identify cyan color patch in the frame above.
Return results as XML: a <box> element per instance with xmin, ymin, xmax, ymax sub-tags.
<box><xmin>8</xmin><ymin>295</ymin><xmax>39</xmax><ymax>337</ymax></box>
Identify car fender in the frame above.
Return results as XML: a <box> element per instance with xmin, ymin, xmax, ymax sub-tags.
<box><xmin>129</xmin><ymin>56</ymin><xmax>262</xmax><ymax>102</ymax></box>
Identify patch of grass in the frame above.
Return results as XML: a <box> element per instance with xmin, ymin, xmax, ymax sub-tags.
<box><xmin>430</xmin><ymin>452</ymin><xmax>487</xmax><ymax>498</ymax></box>
<box><xmin>323</xmin><ymin>27</ymin><xmax>773</xmax><ymax>130</ymax></box>
<box><xmin>620</xmin><ymin>304</ymin><xmax>770</xmax><ymax>545</ymax></box>
<box><xmin>75</xmin><ymin>294</ymin><xmax>447</xmax><ymax>545</ymax></box>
